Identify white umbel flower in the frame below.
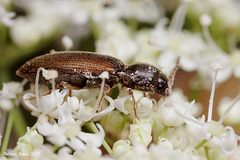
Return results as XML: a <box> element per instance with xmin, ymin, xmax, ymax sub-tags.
<box><xmin>128</xmin><ymin>118</ymin><xmax>153</xmax><ymax>147</ymax></box>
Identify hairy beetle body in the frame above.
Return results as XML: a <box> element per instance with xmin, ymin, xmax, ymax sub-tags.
<box><xmin>17</xmin><ymin>51</ymin><xmax>169</xmax><ymax>96</ymax></box>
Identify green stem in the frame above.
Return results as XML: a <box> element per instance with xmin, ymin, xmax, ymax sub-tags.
<box><xmin>204</xmin><ymin>147</ymin><xmax>210</xmax><ymax>160</ymax></box>
<box><xmin>13</xmin><ymin>107</ymin><xmax>27</xmax><ymax>137</ymax></box>
<box><xmin>0</xmin><ymin>67</ymin><xmax>10</xmax><ymax>88</ymax></box>
<box><xmin>86</xmin><ymin>121</ymin><xmax>112</xmax><ymax>155</ymax></box>
<box><xmin>52</xmin><ymin>145</ymin><xmax>60</xmax><ymax>152</ymax></box>
<box><xmin>159</xmin><ymin>125</ymin><xmax>169</xmax><ymax>139</ymax></box>
<box><xmin>30</xmin><ymin>123</ymin><xmax>37</xmax><ymax>131</ymax></box>
<box><xmin>89</xmin><ymin>19</ymin><xmax>99</xmax><ymax>40</ymax></box>
<box><xmin>0</xmin><ymin>100</ymin><xmax>16</xmax><ymax>157</ymax></box>
<box><xmin>128</xmin><ymin>18</ymin><xmax>138</xmax><ymax>33</ymax></box>
<box><xmin>194</xmin><ymin>139</ymin><xmax>208</xmax><ymax>150</ymax></box>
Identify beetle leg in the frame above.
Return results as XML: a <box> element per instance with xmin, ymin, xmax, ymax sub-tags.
<box><xmin>127</xmin><ymin>88</ymin><xmax>140</xmax><ymax>120</ymax></box>
<box><xmin>107</xmin><ymin>88</ymin><xmax>113</xmax><ymax>97</ymax></box>
<box><xmin>98</xmin><ymin>92</ymin><xmax>105</xmax><ymax>113</ymax></box>
<box><xmin>25</xmin><ymin>90</ymin><xmax>53</xmax><ymax>101</ymax></box>
<box><xmin>143</xmin><ymin>92</ymin><xmax>147</xmax><ymax>97</ymax></box>
<box><xmin>169</xmin><ymin>56</ymin><xmax>180</xmax><ymax>94</ymax></box>
<box><xmin>68</xmin><ymin>89</ymin><xmax>72</xmax><ymax>97</ymax></box>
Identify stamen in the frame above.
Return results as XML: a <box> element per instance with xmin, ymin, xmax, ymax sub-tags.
<box><xmin>169</xmin><ymin>2</ymin><xmax>188</xmax><ymax>32</ymax></box>
<box><xmin>35</xmin><ymin>67</ymin><xmax>43</xmax><ymax>108</ymax></box>
<box><xmin>94</xmin><ymin>71</ymin><xmax>109</xmax><ymax>112</ymax></box>
<box><xmin>207</xmin><ymin>69</ymin><xmax>218</xmax><ymax>122</ymax></box>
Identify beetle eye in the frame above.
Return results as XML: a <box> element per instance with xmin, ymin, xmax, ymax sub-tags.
<box><xmin>156</xmin><ymin>76</ymin><xmax>169</xmax><ymax>96</ymax></box>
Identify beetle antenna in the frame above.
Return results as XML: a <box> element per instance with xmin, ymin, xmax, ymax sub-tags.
<box><xmin>169</xmin><ymin>56</ymin><xmax>180</xmax><ymax>94</ymax></box>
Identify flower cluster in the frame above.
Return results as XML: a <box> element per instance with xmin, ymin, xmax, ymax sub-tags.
<box><xmin>1</xmin><ymin>0</ymin><xmax>240</xmax><ymax>160</ymax></box>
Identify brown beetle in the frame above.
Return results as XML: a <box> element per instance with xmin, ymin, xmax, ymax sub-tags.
<box><xmin>17</xmin><ymin>51</ymin><xmax>170</xmax><ymax>119</ymax></box>
<box><xmin>17</xmin><ymin>51</ymin><xmax>169</xmax><ymax>96</ymax></box>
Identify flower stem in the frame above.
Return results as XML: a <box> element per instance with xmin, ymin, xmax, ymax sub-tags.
<box><xmin>13</xmin><ymin>106</ymin><xmax>27</xmax><ymax>137</ymax></box>
<box><xmin>204</xmin><ymin>147</ymin><xmax>210</xmax><ymax>160</ymax></box>
<box><xmin>0</xmin><ymin>100</ymin><xmax>16</xmax><ymax>157</ymax></box>
<box><xmin>52</xmin><ymin>145</ymin><xmax>60</xmax><ymax>152</ymax></box>
<box><xmin>194</xmin><ymin>139</ymin><xmax>208</xmax><ymax>150</ymax></box>
<box><xmin>87</xmin><ymin>121</ymin><xmax>112</xmax><ymax>155</ymax></box>
<box><xmin>159</xmin><ymin>125</ymin><xmax>169</xmax><ymax>139</ymax></box>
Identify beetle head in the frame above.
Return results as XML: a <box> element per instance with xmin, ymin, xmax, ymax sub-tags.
<box><xmin>155</xmin><ymin>74</ymin><xmax>169</xmax><ymax>96</ymax></box>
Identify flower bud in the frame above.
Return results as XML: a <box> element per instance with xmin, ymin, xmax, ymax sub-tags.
<box><xmin>100</xmin><ymin>110</ymin><xmax>124</xmax><ymax>136</ymax></box>
<box><xmin>128</xmin><ymin>118</ymin><xmax>153</xmax><ymax>147</ymax></box>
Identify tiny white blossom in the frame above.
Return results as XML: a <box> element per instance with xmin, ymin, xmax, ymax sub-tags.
<box><xmin>100</xmin><ymin>110</ymin><xmax>124</xmax><ymax>136</ymax></box>
<box><xmin>0</xmin><ymin>82</ymin><xmax>23</xmax><ymax>111</ymax></box>
<box><xmin>96</xmin><ymin>21</ymin><xmax>137</xmax><ymax>63</ymax></box>
<box><xmin>0</xmin><ymin>99</ymin><xmax>13</xmax><ymax>111</ymax></box>
<box><xmin>23</xmin><ymin>89</ymin><xmax>67</xmax><ymax>117</ymax></box>
<box><xmin>230</xmin><ymin>50</ymin><xmax>240</xmax><ymax>78</ymax></box>
<box><xmin>158</xmin><ymin>89</ymin><xmax>190</xmax><ymax>127</ymax></box>
<box><xmin>62</xmin><ymin>35</ymin><xmax>73</xmax><ymax>50</ymax></box>
<box><xmin>218</xmin><ymin>97</ymin><xmax>240</xmax><ymax>125</ymax></box>
<box><xmin>128</xmin><ymin>118</ymin><xmax>153</xmax><ymax>147</ymax></box>
<box><xmin>149</xmin><ymin>138</ymin><xmax>185</xmax><ymax>160</ymax></box>
<box><xmin>112</xmin><ymin>140</ymin><xmax>133</xmax><ymax>160</ymax></box>
<box><xmin>199</xmin><ymin>14</ymin><xmax>212</xmax><ymax>27</ymax></box>
<box><xmin>0</xmin><ymin>4</ymin><xmax>16</xmax><ymax>26</ymax></box>
<box><xmin>14</xmin><ymin>127</ymin><xmax>44</xmax><ymax>155</ymax></box>
<box><xmin>136</xmin><ymin>97</ymin><xmax>153</xmax><ymax>118</ymax></box>
<box><xmin>150</xmin><ymin>19</ymin><xmax>207</xmax><ymax>74</ymax></box>
<box><xmin>1</xmin><ymin>82</ymin><xmax>23</xmax><ymax>99</ymax></box>
<box><xmin>218</xmin><ymin>126</ymin><xmax>238</xmax><ymax>157</ymax></box>
<box><xmin>42</xmin><ymin>69</ymin><xmax>58</xmax><ymax>80</ymax></box>
<box><xmin>115</xmin><ymin>0</ymin><xmax>163</xmax><ymax>23</ymax></box>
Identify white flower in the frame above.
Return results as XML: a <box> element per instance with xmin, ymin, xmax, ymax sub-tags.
<box><xmin>112</xmin><ymin>140</ymin><xmax>132</xmax><ymax>159</ymax></box>
<box><xmin>10</xmin><ymin>19</ymin><xmax>42</xmax><ymax>48</ymax></box>
<box><xmin>62</xmin><ymin>35</ymin><xmax>73</xmax><ymax>50</ymax></box>
<box><xmin>37</xmin><ymin>116</ymin><xmax>105</xmax><ymax>152</ymax></box>
<box><xmin>0</xmin><ymin>98</ymin><xmax>13</xmax><ymax>111</ymax></box>
<box><xmin>100</xmin><ymin>110</ymin><xmax>124</xmax><ymax>136</ymax></box>
<box><xmin>14</xmin><ymin>127</ymin><xmax>43</xmax><ymax>155</ymax></box>
<box><xmin>23</xmin><ymin>89</ymin><xmax>67</xmax><ymax>117</ymax></box>
<box><xmin>71</xmin><ymin>95</ymin><xmax>115</xmax><ymax>122</ymax></box>
<box><xmin>218</xmin><ymin>97</ymin><xmax>240</xmax><ymax>125</ymax></box>
<box><xmin>149</xmin><ymin>138</ymin><xmax>185</xmax><ymax>160</ymax></box>
<box><xmin>165</xmin><ymin>126</ymin><xmax>190</xmax><ymax>151</ymax></box>
<box><xmin>95</xmin><ymin>20</ymin><xmax>137</xmax><ymax>63</ymax></box>
<box><xmin>31</xmin><ymin>145</ymin><xmax>58</xmax><ymax>160</ymax></box>
<box><xmin>114</xmin><ymin>95</ymin><xmax>132</xmax><ymax>115</ymax></box>
<box><xmin>150</xmin><ymin>19</ymin><xmax>207</xmax><ymax>74</ymax></box>
<box><xmin>218</xmin><ymin>126</ymin><xmax>238</xmax><ymax>157</ymax></box>
<box><xmin>184</xmin><ymin>101</ymin><xmax>211</xmax><ymax>142</ymax></box>
<box><xmin>1</xmin><ymin>82</ymin><xmax>23</xmax><ymax>99</ymax></box>
<box><xmin>229</xmin><ymin>50</ymin><xmax>240</xmax><ymax>78</ymax></box>
<box><xmin>128</xmin><ymin>118</ymin><xmax>153</xmax><ymax>147</ymax></box>
<box><xmin>42</xmin><ymin>69</ymin><xmax>58</xmax><ymax>80</ymax></box>
<box><xmin>37</xmin><ymin>116</ymin><xmax>68</xmax><ymax>146</ymax></box>
<box><xmin>134</xmin><ymin>29</ymin><xmax>159</xmax><ymax>65</ymax></box>
<box><xmin>0</xmin><ymin>82</ymin><xmax>23</xmax><ymax>111</ymax></box>
<box><xmin>115</xmin><ymin>0</ymin><xmax>163</xmax><ymax>23</ymax></box>
<box><xmin>0</xmin><ymin>4</ymin><xmax>16</xmax><ymax>26</ymax></box>
<box><xmin>158</xmin><ymin>89</ymin><xmax>190</xmax><ymax>127</ymax></box>
<box><xmin>137</xmin><ymin>97</ymin><xmax>153</xmax><ymax>118</ymax></box>
<box><xmin>67</xmin><ymin>123</ymin><xmax>105</xmax><ymax>156</ymax></box>
<box><xmin>114</xmin><ymin>89</ymin><xmax>152</xmax><ymax>118</ymax></box>
<box><xmin>197</xmin><ymin>52</ymin><xmax>232</xmax><ymax>85</ymax></box>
